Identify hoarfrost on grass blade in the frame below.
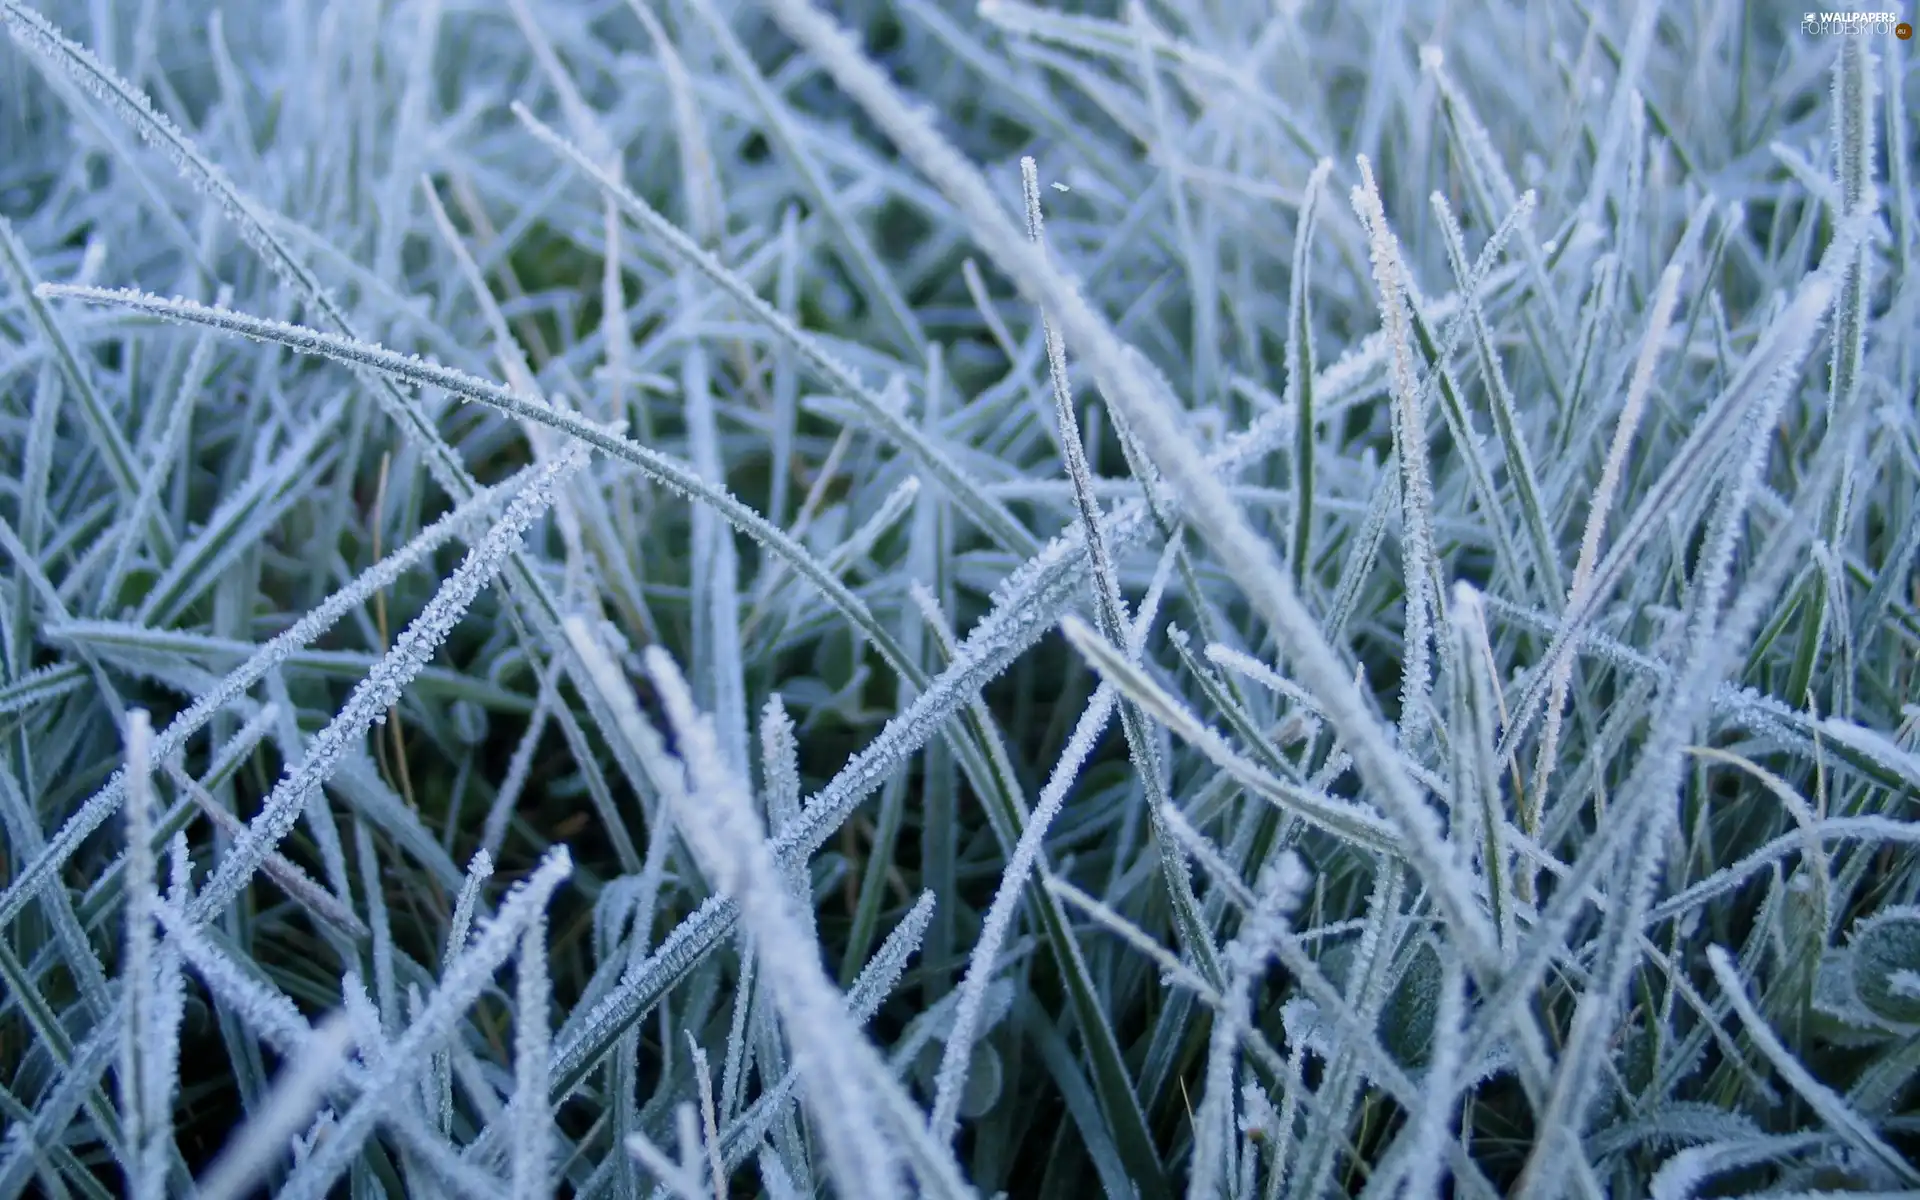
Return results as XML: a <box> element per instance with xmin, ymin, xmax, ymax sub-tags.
<box><xmin>190</xmin><ymin>443</ymin><xmax>586</xmax><ymax>924</ymax></box>
<box><xmin>0</xmin><ymin>467</ymin><xmax>534</xmax><ymax>933</ymax></box>
<box><xmin>642</xmin><ymin>647</ymin><xmax>918</xmax><ymax>1200</ymax></box>
<box><xmin>274</xmin><ymin>847</ymin><xmax>575</xmax><ymax>1200</ymax></box>
<box><xmin>0</xmin><ymin>448</ymin><xmax>580</xmax><ymax>1195</ymax></box>
<box><xmin>193</xmin><ymin>1016</ymin><xmax>354</xmax><ymax>1200</ymax></box>
<box><xmin>3</xmin><ymin>3</ymin><xmax>1911</xmax><ymax>1197</ymax></box>
<box><xmin>758</xmin><ymin>0</ymin><xmax>1499</xmax><ymax>978</ymax></box>
<box><xmin>117</xmin><ymin>709</ymin><xmax>166</xmax><ymax>1200</ymax></box>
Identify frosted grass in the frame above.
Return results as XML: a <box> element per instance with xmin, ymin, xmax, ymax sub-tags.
<box><xmin>1</xmin><ymin>1</ymin><xmax>1913</xmax><ymax>1196</ymax></box>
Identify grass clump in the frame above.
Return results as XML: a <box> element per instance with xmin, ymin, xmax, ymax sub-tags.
<box><xmin>1</xmin><ymin>0</ymin><xmax>1916</xmax><ymax>1196</ymax></box>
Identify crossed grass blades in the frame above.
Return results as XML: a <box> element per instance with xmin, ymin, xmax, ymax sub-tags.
<box><xmin>1</xmin><ymin>0</ymin><xmax>1917</xmax><ymax>1197</ymax></box>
